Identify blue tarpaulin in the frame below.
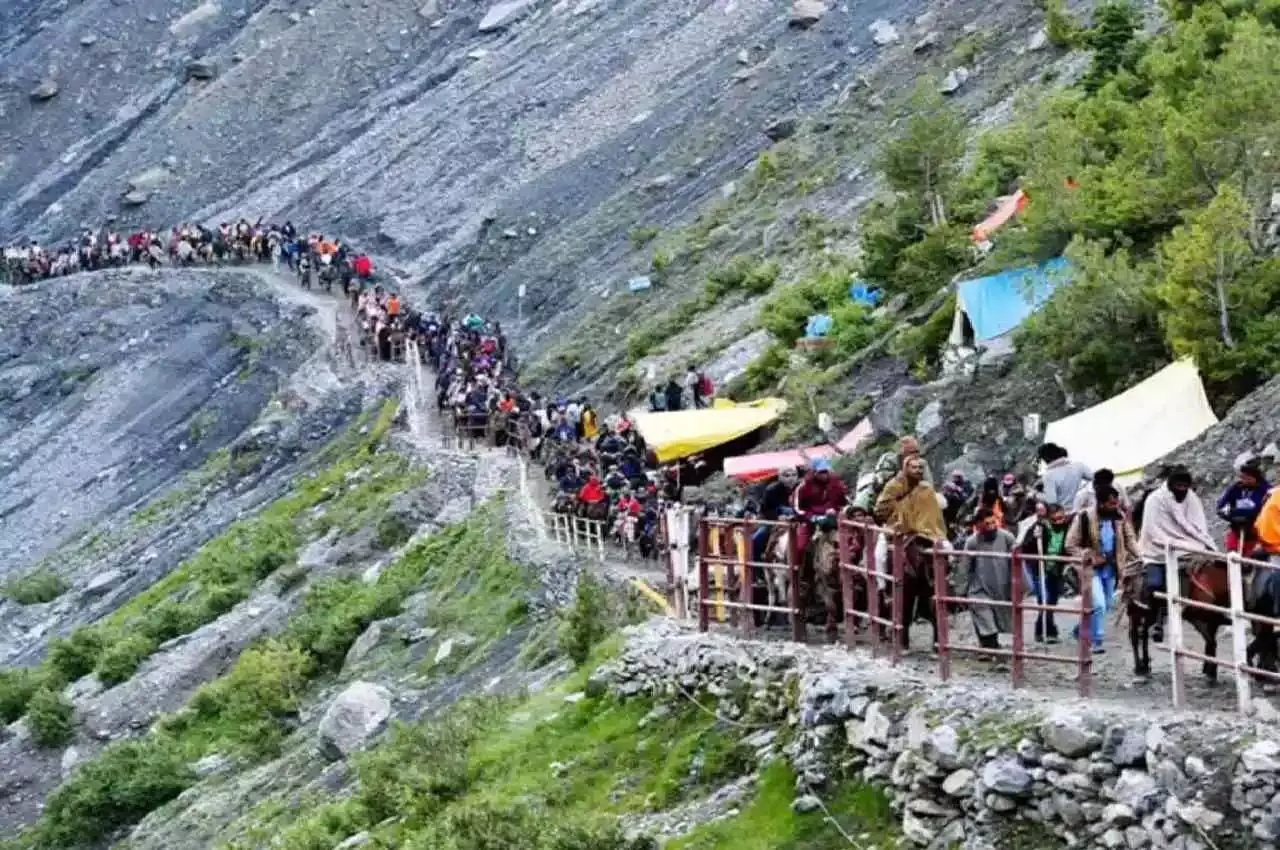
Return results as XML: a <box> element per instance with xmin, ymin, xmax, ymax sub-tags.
<box><xmin>956</xmin><ymin>257</ymin><xmax>1071</xmax><ymax>341</ymax></box>
<box><xmin>805</xmin><ymin>313</ymin><xmax>834</xmax><ymax>338</ymax></box>
<box><xmin>849</xmin><ymin>281</ymin><xmax>883</xmax><ymax>306</ymax></box>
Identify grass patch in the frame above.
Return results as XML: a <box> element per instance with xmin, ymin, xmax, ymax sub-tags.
<box><xmin>0</xmin><ymin>402</ymin><xmax>417</xmax><ymax>734</ymax></box>
<box><xmin>7</xmin><ymin>502</ymin><xmax>528</xmax><ymax>849</ymax></box>
<box><xmin>4</xmin><ymin>571</ymin><xmax>68</xmax><ymax>605</ymax></box>
<box><xmin>220</xmin><ymin>687</ymin><xmax>757</xmax><ymax>850</ymax></box>
<box><xmin>670</xmin><ymin>761</ymin><xmax>896</xmax><ymax>850</ymax></box>
<box><xmin>26</xmin><ymin>688</ymin><xmax>75</xmax><ymax>749</ymax></box>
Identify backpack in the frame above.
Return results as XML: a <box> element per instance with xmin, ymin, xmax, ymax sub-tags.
<box><xmin>698</xmin><ymin>374</ymin><xmax>714</xmax><ymax>396</ymax></box>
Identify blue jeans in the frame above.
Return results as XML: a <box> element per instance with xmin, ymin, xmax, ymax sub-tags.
<box><xmin>752</xmin><ymin>526</ymin><xmax>771</xmax><ymax>564</ymax></box>
<box><xmin>1088</xmin><ymin>565</ymin><xmax>1116</xmax><ymax>645</ymax></box>
<box><xmin>1025</xmin><ymin>568</ymin><xmax>1062</xmax><ymax>640</ymax></box>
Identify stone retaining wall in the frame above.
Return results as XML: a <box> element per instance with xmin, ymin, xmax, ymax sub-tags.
<box><xmin>600</xmin><ymin>621</ymin><xmax>1280</xmax><ymax>850</ymax></box>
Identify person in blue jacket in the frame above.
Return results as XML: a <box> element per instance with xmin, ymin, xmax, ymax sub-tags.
<box><xmin>1217</xmin><ymin>460</ymin><xmax>1270</xmax><ymax>555</ymax></box>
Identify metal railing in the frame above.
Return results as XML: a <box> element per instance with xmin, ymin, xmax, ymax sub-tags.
<box><xmin>696</xmin><ymin>516</ymin><xmax>1100</xmax><ymax>698</ymax></box>
<box><xmin>1158</xmin><ymin>543</ymin><xmax>1280</xmax><ymax>713</ymax></box>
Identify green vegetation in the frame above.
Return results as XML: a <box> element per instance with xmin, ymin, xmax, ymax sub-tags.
<box><xmin>0</xmin><ymin>402</ymin><xmax>419</xmax><ymax>731</ymax></box>
<box><xmin>6</xmin><ymin>503</ymin><xmax>527</xmax><ymax>849</ymax></box>
<box><xmin>671</xmin><ymin>761</ymin><xmax>895</xmax><ymax>850</ymax></box>
<box><xmin>26</xmin><ymin>688</ymin><xmax>75</xmax><ymax>748</ymax></box>
<box><xmin>630</xmin><ymin>226</ymin><xmax>661</xmax><ymax>248</ymax></box>
<box><xmin>559</xmin><ymin>574</ymin><xmax>611</xmax><ymax>666</ymax></box>
<box><xmin>3</xmin><ymin>571</ymin><xmax>68</xmax><ymax>605</ymax></box>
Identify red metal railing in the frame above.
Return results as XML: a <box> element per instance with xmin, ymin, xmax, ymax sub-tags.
<box><xmin>697</xmin><ymin>516</ymin><xmax>1099</xmax><ymax>698</ymax></box>
<box><xmin>697</xmin><ymin>517</ymin><xmax>805</xmax><ymax>643</ymax></box>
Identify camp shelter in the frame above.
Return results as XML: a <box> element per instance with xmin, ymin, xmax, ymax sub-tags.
<box><xmin>723</xmin><ymin>419</ymin><xmax>875</xmax><ymax>483</ymax></box>
<box><xmin>949</xmin><ymin>257</ymin><xmax>1071</xmax><ymax>346</ymax></box>
<box><xmin>1042</xmin><ymin>359</ymin><xmax>1218</xmax><ymax>484</ymax></box>
<box><xmin>972</xmin><ymin>189</ymin><xmax>1029</xmax><ymax>244</ymax></box>
<box><xmin>632</xmin><ymin>398</ymin><xmax>788</xmax><ymax>464</ymax></box>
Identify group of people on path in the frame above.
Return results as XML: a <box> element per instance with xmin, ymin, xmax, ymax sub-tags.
<box><xmin>648</xmin><ymin>365</ymin><xmax>717</xmax><ymax>412</ymax></box>
<box><xmin>2</xmin><ymin>218</ymin><xmax>379</xmax><ymax>290</ymax></box>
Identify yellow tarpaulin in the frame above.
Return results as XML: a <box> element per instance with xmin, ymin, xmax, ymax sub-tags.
<box><xmin>633</xmin><ymin>398</ymin><xmax>787</xmax><ymax>463</ymax></box>
<box><xmin>1043</xmin><ymin>359</ymin><xmax>1218</xmax><ymax>484</ymax></box>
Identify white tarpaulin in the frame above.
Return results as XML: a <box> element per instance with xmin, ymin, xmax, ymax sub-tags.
<box><xmin>1043</xmin><ymin>359</ymin><xmax>1218</xmax><ymax>483</ymax></box>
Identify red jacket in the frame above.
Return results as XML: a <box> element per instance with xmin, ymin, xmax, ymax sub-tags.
<box><xmin>579</xmin><ymin>478</ymin><xmax>606</xmax><ymax>504</ymax></box>
<box><xmin>617</xmin><ymin>496</ymin><xmax>642</xmax><ymax>516</ymax></box>
<box><xmin>794</xmin><ymin>475</ymin><xmax>848</xmax><ymax>516</ymax></box>
<box><xmin>353</xmin><ymin>255</ymin><xmax>373</xmax><ymax>278</ymax></box>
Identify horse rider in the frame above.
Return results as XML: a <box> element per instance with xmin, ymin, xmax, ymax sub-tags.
<box><xmin>1135</xmin><ymin>466</ymin><xmax>1217</xmax><ymax>644</ymax></box>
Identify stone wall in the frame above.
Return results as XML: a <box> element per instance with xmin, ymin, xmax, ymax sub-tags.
<box><xmin>601</xmin><ymin>621</ymin><xmax>1280</xmax><ymax>850</ymax></box>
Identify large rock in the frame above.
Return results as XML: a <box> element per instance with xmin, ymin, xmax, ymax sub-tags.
<box><xmin>317</xmin><ymin>682</ymin><xmax>392</xmax><ymax>760</ymax></box>
<box><xmin>83</xmin><ymin>569</ymin><xmax>127</xmax><ymax>597</ymax></box>
<box><xmin>121</xmin><ymin>190</ymin><xmax>150</xmax><ymax>207</ymax></box>
<box><xmin>1112</xmin><ymin>769</ymin><xmax>1161</xmax><ymax>813</ymax></box>
<box><xmin>789</xmin><ymin>0</ymin><xmax>827</xmax><ymax>29</ymax></box>
<box><xmin>343</xmin><ymin>621</ymin><xmax>388</xmax><ymax>669</ymax></box>
<box><xmin>1041</xmin><ymin>711</ymin><xmax>1103</xmax><ymax>758</ymax></box>
<box><xmin>939</xmin><ymin>67</ymin><xmax>970</xmax><ymax>95</ymax></box>
<box><xmin>980</xmin><ymin>757</ymin><xmax>1031</xmax><ymax>796</ymax></box>
<box><xmin>29</xmin><ymin>80</ymin><xmax>59</xmax><ymax>101</ymax></box>
<box><xmin>127</xmin><ymin>166</ymin><xmax>172</xmax><ymax>193</ymax></box>
<box><xmin>870</xmin><ymin>19</ymin><xmax>900</xmax><ymax>46</ymax></box>
<box><xmin>763</xmin><ymin>116</ymin><xmax>798</xmax><ymax>142</ymax></box>
<box><xmin>1241</xmin><ymin>740</ymin><xmax>1280</xmax><ymax>773</ymax></box>
<box><xmin>184</xmin><ymin>60</ymin><xmax>217</xmax><ymax>81</ymax></box>
<box><xmin>478</xmin><ymin>0</ymin><xmax>538</xmax><ymax>32</ymax></box>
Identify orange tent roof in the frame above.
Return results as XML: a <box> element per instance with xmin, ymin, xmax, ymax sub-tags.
<box><xmin>972</xmin><ymin>189</ymin><xmax>1029</xmax><ymax>243</ymax></box>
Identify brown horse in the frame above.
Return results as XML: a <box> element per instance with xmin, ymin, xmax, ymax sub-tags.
<box><xmin>894</xmin><ymin>537</ymin><xmax>938</xmax><ymax>651</ymax></box>
<box><xmin>1128</xmin><ymin>555</ymin><xmax>1278</xmax><ymax>682</ymax></box>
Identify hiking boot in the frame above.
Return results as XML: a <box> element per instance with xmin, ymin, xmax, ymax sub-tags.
<box><xmin>1152</xmin><ymin>624</ymin><xmax>1164</xmax><ymax>644</ymax></box>
<box><xmin>1046</xmin><ymin>635</ymin><xmax>1062</xmax><ymax>645</ymax></box>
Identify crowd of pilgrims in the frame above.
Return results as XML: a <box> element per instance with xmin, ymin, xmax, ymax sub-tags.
<box><xmin>406</xmin><ymin>312</ymin><xmax>678</xmax><ymax>558</ymax></box>
<box><xmin>2</xmin><ymin>219</ymin><xmax>377</xmax><ymax>287</ymax></box>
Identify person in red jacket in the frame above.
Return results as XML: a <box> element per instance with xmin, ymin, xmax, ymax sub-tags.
<box><xmin>578</xmin><ymin>474</ymin><xmax>607</xmax><ymax>505</ymax></box>
<box><xmin>793</xmin><ymin>457</ymin><xmax>849</xmax><ymax>557</ymax></box>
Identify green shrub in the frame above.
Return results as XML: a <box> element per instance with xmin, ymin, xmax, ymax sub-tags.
<box><xmin>176</xmin><ymin>642</ymin><xmax>311</xmax><ymax>758</ymax></box>
<box><xmin>27</xmin><ymin>687</ymin><xmax>75</xmax><ymax>748</ymax></box>
<box><xmin>736</xmin><ymin>343</ymin><xmax>791</xmax><ymax>396</ymax></box>
<box><xmin>96</xmin><ymin>633</ymin><xmax>159</xmax><ymax>687</ymax></box>
<box><xmin>629</xmin><ymin>226</ymin><xmax>660</xmax><ymax>249</ymax></box>
<box><xmin>0</xmin><ymin>668</ymin><xmax>43</xmax><ymax>723</ymax></box>
<box><xmin>46</xmin><ymin>628</ymin><xmax>106</xmax><ymax>685</ymax></box>
<box><xmin>37</xmin><ymin>739</ymin><xmax>195</xmax><ymax>847</ymax></box>
<box><xmin>559</xmin><ymin>575</ymin><xmax>609</xmax><ymax>666</ymax></box>
<box><xmin>285</xmin><ymin>580</ymin><xmax>397</xmax><ymax>674</ymax></box>
<box><xmin>5</xmin><ymin>570</ymin><xmax>69</xmax><ymax>605</ymax></box>
<box><xmin>140</xmin><ymin>600</ymin><xmax>205</xmax><ymax>645</ymax></box>
<box><xmin>375</xmin><ymin>515</ymin><xmax>414</xmax><ymax>550</ymax></box>
<box><xmin>1042</xmin><ymin>0</ymin><xmax>1080</xmax><ymax>48</ymax></box>
<box><xmin>703</xmin><ymin>256</ymin><xmax>781</xmax><ymax>300</ymax></box>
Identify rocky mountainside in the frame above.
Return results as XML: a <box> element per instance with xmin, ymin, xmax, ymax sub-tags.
<box><xmin>0</xmin><ymin>0</ymin><xmax>1022</xmax><ymax>359</ymax></box>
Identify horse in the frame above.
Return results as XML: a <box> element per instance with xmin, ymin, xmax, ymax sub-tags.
<box><xmin>1130</xmin><ymin>554</ymin><xmax>1280</xmax><ymax>683</ymax></box>
<box><xmin>758</xmin><ymin>523</ymin><xmax>794</xmax><ymax>628</ymax></box>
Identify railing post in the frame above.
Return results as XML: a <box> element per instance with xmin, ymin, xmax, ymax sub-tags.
<box><xmin>1226</xmin><ymin>553</ymin><xmax>1252</xmax><ymax>715</ymax></box>
<box><xmin>1166</xmin><ymin>545</ymin><xmax>1185</xmax><ymax>709</ymax></box>
<box><xmin>838</xmin><ymin>520</ymin><xmax>854</xmax><ymax>648</ymax></box>
<box><xmin>866</xmin><ymin>526</ymin><xmax>881</xmax><ymax>656</ymax></box>
<box><xmin>788</xmin><ymin>526</ymin><xmax>806</xmax><ymax>644</ymax></box>
<box><xmin>890</xmin><ymin>537</ymin><xmax>905</xmax><ymax>664</ymax></box>
<box><xmin>933</xmin><ymin>543</ymin><xmax>951</xmax><ymax>681</ymax></box>
<box><xmin>697</xmin><ymin>521</ymin><xmax>710</xmax><ymax>632</ymax></box>
<box><xmin>740</xmin><ymin>520</ymin><xmax>755</xmax><ymax>637</ymax></box>
<box><xmin>1011</xmin><ymin>549</ymin><xmax>1025</xmax><ymax>689</ymax></box>
<box><xmin>1077</xmin><ymin>558</ymin><xmax>1093</xmax><ymax>698</ymax></box>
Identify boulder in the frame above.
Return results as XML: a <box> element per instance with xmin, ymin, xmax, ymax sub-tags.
<box><xmin>915</xmin><ymin>400</ymin><xmax>944</xmax><ymax>439</ymax></box>
<box><xmin>870</xmin><ymin>19</ymin><xmax>900</xmax><ymax>46</ymax></box>
<box><xmin>128</xmin><ymin>166</ymin><xmax>172</xmax><ymax>192</ymax></box>
<box><xmin>79</xmin><ymin>34</ymin><xmax>99</xmax><ymax>47</ymax></box>
<box><xmin>1041</xmin><ymin>710</ymin><xmax>1103</xmax><ymax>757</ymax></box>
<box><xmin>121</xmin><ymin>190</ymin><xmax>150</xmax><ymax>207</ymax></box>
<box><xmin>478</xmin><ymin>0</ymin><xmax>537</xmax><ymax>32</ymax></box>
<box><xmin>789</xmin><ymin>0</ymin><xmax>826</xmax><ymax>28</ymax></box>
<box><xmin>30</xmin><ymin>80</ymin><xmax>59</xmax><ymax>101</ymax></box>
<box><xmin>343</xmin><ymin>621</ymin><xmax>387</xmax><ymax>668</ymax></box>
<box><xmin>791</xmin><ymin>794</ymin><xmax>820</xmax><ymax>813</ymax></box>
<box><xmin>1241</xmin><ymin>739</ymin><xmax>1280</xmax><ymax>773</ymax></box>
<box><xmin>317</xmin><ymin>682</ymin><xmax>392</xmax><ymax>760</ymax></box>
<box><xmin>60</xmin><ymin>746</ymin><xmax>81</xmax><ymax>779</ymax></box>
<box><xmin>184</xmin><ymin>60</ymin><xmax>217</xmax><ymax>81</ymax></box>
<box><xmin>980</xmin><ymin>757</ymin><xmax>1031</xmax><ymax>796</ymax></box>
<box><xmin>83</xmin><ymin>569</ymin><xmax>127</xmax><ymax>597</ymax></box>
<box><xmin>913</xmin><ymin>31</ymin><xmax>939</xmax><ymax>52</ymax></box>
<box><xmin>1027</xmin><ymin>29</ymin><xmax>1049</xmax><ymax>52</ymax></box>
<box><xmin>1112</xmin><ymin>769</ymin><xmax>1161</xmax><ymax>813</ymax></box>
<box><xmin>764</xmin><ymin>116</ymin><xmax>798</xmax><ymax>142</ymax></box>
<box><xmin>942</xmin><ymin>768</ymin><xmax>974</xmax><ymax>797</ymax></box>
<box><xmin>939</xmin><ymin>67</ymin><xmax>970</xmax><ymax>95</ymax></box>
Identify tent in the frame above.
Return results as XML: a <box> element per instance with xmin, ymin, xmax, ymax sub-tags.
<box><xmin>1043</xmin><ymin>359</ymin><xmax>1219</xmax><ymax>483</ymax></box>
<box><xmin>950</xmin><ymin>257</ymin><xmax>1071</xmax><ymax>344</ymax></box>
<box><xmin>632</xmin><ymin>398</ymin><xmax>788</xmax><ymax>464</ymax></box>
<box><xmin>972</xmin><ymin>189</ymin><xmax>1029</xmax><ymax>243</ymax></box>
<box><xmin>849</xmin><ymin>281</ymin><xmax>883</xmax><ymax>307</ymax></box>
<box><xmin>723</xmin><ymin>419</ymin><xmax>875</xmax><ymax>483</ymax></box>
